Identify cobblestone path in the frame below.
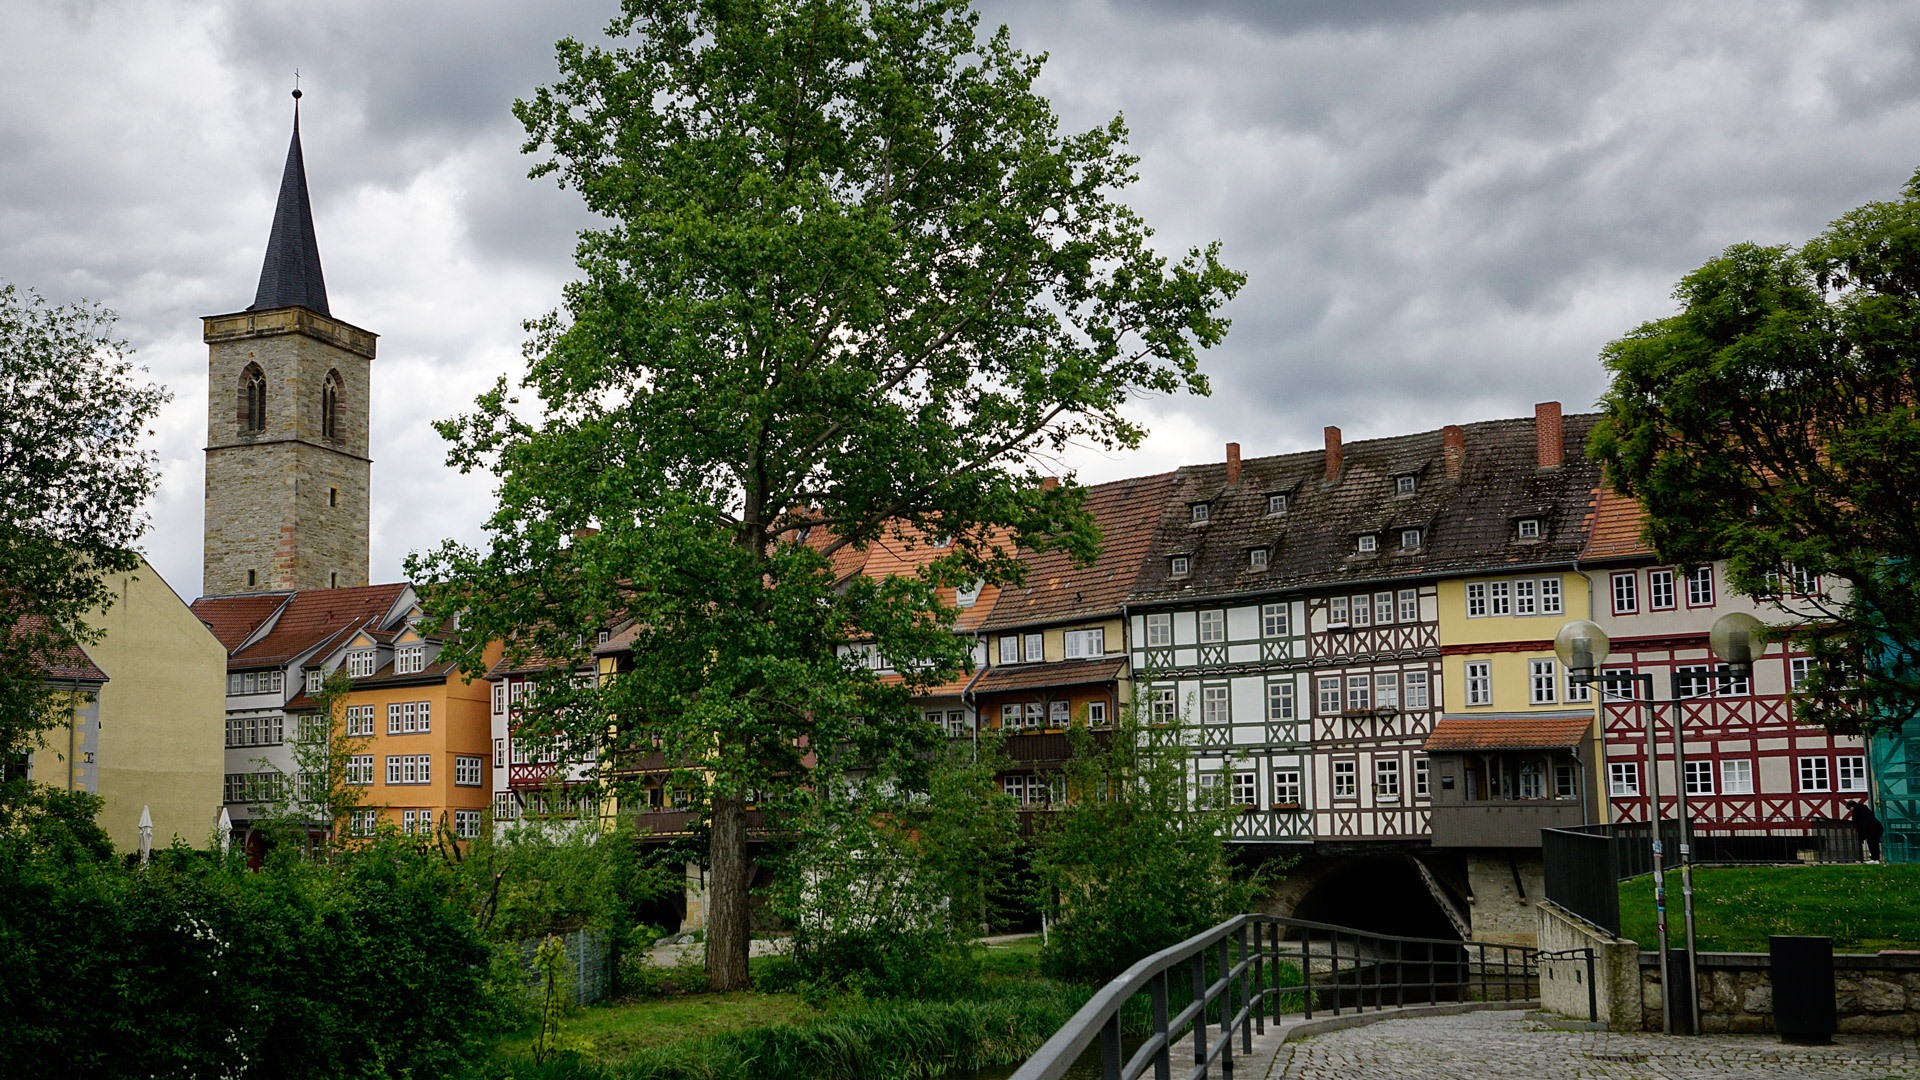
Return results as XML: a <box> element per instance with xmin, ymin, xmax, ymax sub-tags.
<box><xmin>1266</xmin><ymin>1010</ymin><xmax>1920</xmax><ymax>1079</ymax></box>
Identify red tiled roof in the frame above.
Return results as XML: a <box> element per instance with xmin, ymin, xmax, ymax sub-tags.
<box><xmin>981</xmin><ymin>472</ymin><xmax>1178</xmax><ymax>631</ymax></box>
<box><xmin>1582</xmin><ymin>486</ymin><xmax>1656</xmax><ymax>560</ymax></box>
<box><xmin>1424</xmin><ymin>715</ymin><xmax>1593</xmax><ymax>752</ymax></box>
<box><xmin>190</xmin><ymin>592</ymin><xmax>293</xmax><ymax>651</ymax></box>
<box><xmin>193</xmin><ymin>583</ymin><xmax>410</xmax><ymax>668</ymax></box>
<box><xmin>858</xmin><ymin>522</ymin><xmax>1013</xmax><ymax>633</ymax></box>
<box><xmin>972</xmin><ymin>656</ymin><xmax>1127</xmax><ymax>695</ymax></box>
<box><xmin>10</xmin><ymin>616</ymin><xmax>109</xmax><ymax>683</ymax></box>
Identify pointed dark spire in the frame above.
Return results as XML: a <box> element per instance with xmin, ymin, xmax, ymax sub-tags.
<box><xmin>250</xmin><ymin>89</ymin><xmax>330</xmax><ymax>316</ymax></box>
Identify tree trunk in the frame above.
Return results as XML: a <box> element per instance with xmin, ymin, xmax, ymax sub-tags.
<box><xmin>706</xmin><ymin>791</ymin><xmax>752</xmax><ymax>990</ymax></box>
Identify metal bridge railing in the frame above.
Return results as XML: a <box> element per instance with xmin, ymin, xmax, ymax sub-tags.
<box><xmin>1009</xmin><ymin>915</ymin><xmax>1543</xmax><ymax>1080</ymax></box>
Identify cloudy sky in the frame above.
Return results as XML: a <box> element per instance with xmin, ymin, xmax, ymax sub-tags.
<box><xmin>7</xmin><ymin>1</ymin><xmax>1920</xmax><ymax>599</ymax></box>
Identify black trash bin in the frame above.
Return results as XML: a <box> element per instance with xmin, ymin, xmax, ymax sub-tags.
<box><xmin>1665</xmin><ymin>949</ymin><xmax>1695</xmax><ymax>1034</ymax></box>
<box><xmin>1770</xmin><ymin>935</ymin><xmax>1836</xmax><ymax>1045</ymax></box>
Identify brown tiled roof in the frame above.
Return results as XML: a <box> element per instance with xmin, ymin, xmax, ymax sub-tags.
<box><xmin>1130</xmin><ymin>412</ymin><xmax>1603</xmax><ymax>603</ymax></box>
<box><xmin>1582</xmin><ymin>485</ymin><xmax>1656</xmax><ymax>561</ymax></box>
<box><xmin>972</xmin><ymin>657</ymin><xmax>1127</xmax><ymax>695</ymax></box>
<box><xmin>1424</xmin><ymin>714</ymin><xmax>1592</xmax><ymax>752</ymax></box>
<box><xmin>191</xmin><ymin>592</ymin><xmax>293</xmax><ymax>651</ymax></box>
<box><xmin>857</xmin><ymin>522</ymin><xmax>1010</xmax><ymax>633</ymax></box>
<box><xmin>981</xmin><ymin>472</ymin><xmax>1177</xmax><ymax>631</ymax></box>
<box><xmin>40</xmin><ymin>642</ymin><xmax>108</xmax><ymax>684</ymax></box>
<box><xmin>193</xmin><ymin>583</ymin><xmax>410</xmax><ymax>668</ymax></box>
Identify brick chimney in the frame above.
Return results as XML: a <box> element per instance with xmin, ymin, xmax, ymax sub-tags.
<box><xmin>1323</xmin><ymin>426</ymin><xmax>1342</xmax><ymax>484</ymax></box>
<box><xmin>1225</xmin><ymin>442</ymin><xmax>1242</xmax><ymax>486</ymax></box>
<box><xmin>1040</xmin><ymin>476</ymin><xmax>1059</xmax><ymax>491</ymax></box>
<box><xmin>1442</xmin><ymin>425</ymin><xmax>1465</xmax><ymax>480</ymax></box>
<box><xmin>1535</xmin><ymin>401</ymin><xmax>1563</xmax><ymax>469</ymax></box>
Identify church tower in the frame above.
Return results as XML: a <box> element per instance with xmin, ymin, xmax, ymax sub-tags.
<box><xmin>202</xmin><ymin>90</ymin><xmax>375</xmax><ymax>596</ymax></box>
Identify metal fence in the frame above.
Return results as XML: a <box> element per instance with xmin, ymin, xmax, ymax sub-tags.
<box><xmin>1009</xmin><ymin>915</ymin><xmax>1543</xmax><ymax>1080</ymax></box>
<box><xmin>513</xmin><ymin>927</ymin><xmax>612</xmax><ymax>1007</ymax></box>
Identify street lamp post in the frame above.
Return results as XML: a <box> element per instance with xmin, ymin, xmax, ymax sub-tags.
<box><xmin>1555</xmin><ymin>610</ymin><xmax>1765</xmax><ymax>1037</ymax></box>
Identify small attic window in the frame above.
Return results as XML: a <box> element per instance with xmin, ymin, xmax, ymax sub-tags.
<box><xmin>1401</xmin><ymin>528</ymin><xmax>1422</xmax><ymax>550</ymax></box>
<box><xmin>795</xmin><ymin>525</ymin><xmax>811</xmax><ymax>542</ymax></box>
<box><xmin>1517</xmin><ymin>518</ymin><xmax>1542</xmax><ymax>540</ymax></box>
<box><xmin>1248</xmin><ymin>548</ymin><xmax>1269</xmax><ymax>570</ymax></box>
<box><xmin>1266</xmin><ymin>493</ymin><xmax>1289</xmax><ymax>516</ymax></box>
<box><xmin>1170</xmin><ymin>555</ymin><xmax>1192</xmax><ymax>577</ymax></box>
<box><xmin>956</xmin><ymin>579</ymin><xmax>983</xmax><ymax>608</ymax></box>
<box><xmin>1395</xmin><ymin>475</ymin><xmax>1417</xmax><ymax>496</ymax></box>
<box><xmin>930</xmin><ymin>534</ymin><xmax>951</xmax><ymax>548</ymax></box>
<box><xmin>1190</xmin><ymin>503</ymin><xmax>1211</xmax><ymax>524</ymax></box>
<box><xmin>1357</xmin><ymin>535</ymin><xmax>1378</xmax><ymax>554</ymax></box>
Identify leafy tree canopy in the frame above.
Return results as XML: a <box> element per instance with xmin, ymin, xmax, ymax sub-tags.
<box><xmin>1591</xmin><ymin>168</ymin><xmax>1920</xmax><ymax>734</ymax></box>
<box><xmin>409</xmin><ymin>0</ymin><xmax>1241</xmax><ymax>989</ymax></box>
<box><xmin>0</xmin><ymin>284</ymin><xmax>168</xmax><ymax>789</ymax></box>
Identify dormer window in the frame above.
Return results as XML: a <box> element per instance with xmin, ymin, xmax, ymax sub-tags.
<box><xmin>1190</xmin><ymin>503</ymin><xmax>1211</xmax><ymax>524</ymax></box>
<box><xmin>1170</xmin><ymin>555</ymin><xmax>1192</xmax><ymax>577</ymax></box>
<box><xmin>1357</xmin><ymin>535</ymin><xmax>1378</xmax><ymax>554</ymax></box>
<box><xmin>1395</xmin><ymin>475</ymin><xmax>1417</xmax><ymax>496</ymax></box>
<box><xmin>306</xmin><ymin>669</ymin><xmax>324</xmax><ymax>694</ymax></box>
<box><xmin>1517</xmin><ymin>518</ymin><xmax>1542</xmax><ymax>540</ymax></box>
<box><xmin>794</xmin><ymin>525</ymin><xmax>812</xmax><ymax>542</ymax></box>
<box><xmin>956</xmin><ymin>579</ymin><xmax>983</xmax><ymax>608</ymax></box>
<box><xmin>930</xmin><ymin>534</ymin><xmax>951</xmax><ymax>548</ymax></box>
<box><xmin>1401</xmin><ymin>528</ymin><xmax>1422</xmax><ymax>550</ymax></box>
<box><xmin>395</xmin><ymin>644</ymin><xmax>426</xmax><ymax>675</ymax></box>
<box><xmin>346</xmin><ymin>649</ymin><xmax>377</xmax><ymax>678</ymax></box>
<box><xmin>1266</xmin><ymin>493</ymin><xmax>1289</xmax><ymax>516</ymax></box>
<box><xmin>1249</xmin><ymin>548</ymin><xmax>1269</xmax><ymax>570</ymax></box>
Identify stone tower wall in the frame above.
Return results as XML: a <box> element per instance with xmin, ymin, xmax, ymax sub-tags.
<box><xmin>202</xmin><ymin>308</ymin><xmax>375</xmax><ymax>595</ymax></box>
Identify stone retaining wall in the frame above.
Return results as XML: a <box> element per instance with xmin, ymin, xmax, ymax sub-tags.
<box><xmin>1638</xmin><ymin>951</ymin><xmax>1920</xmax><ymax>1035</ymax></box>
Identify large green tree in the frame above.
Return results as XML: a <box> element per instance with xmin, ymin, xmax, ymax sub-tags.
<box><xmin>410</xmin><ymin>0</ymin><xmax>1241</xmax><ymax>989</ymax></box>
<box><xmin>1591</xmin><ymin>168</ymin><xmax>1920</xmax><ymax>735</ymax></box>
<box><xmin>0</xmin><ymin>284</ymin><xmax>168</xmax><ymax>797</ymax></box>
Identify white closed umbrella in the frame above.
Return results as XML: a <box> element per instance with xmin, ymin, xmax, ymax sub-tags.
<box><xmin>138</xmin><ymin>805</ymin><xmax>153</xmax><ymax>866</ymax></box>
<box><xmin>218</xmin><ymin>806</ymin><xmax>233</xmax><ymax>857</ymax></box>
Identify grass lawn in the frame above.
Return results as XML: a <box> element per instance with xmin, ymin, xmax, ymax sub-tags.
<box><xmin>1617</xmin><ymin>864</ymin><xmax>1920</xmax><ymax>953</ymax></box>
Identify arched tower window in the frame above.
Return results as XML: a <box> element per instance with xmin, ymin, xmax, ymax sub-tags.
<box><xmin>239</xmin><ymin>364</ymin><xmax>267</xmax><ymax>434</ymax></box>
<box><xmin>321</xmin><ymin>370</ymin><xmax>342</xmax><ymax>440</ymax></box>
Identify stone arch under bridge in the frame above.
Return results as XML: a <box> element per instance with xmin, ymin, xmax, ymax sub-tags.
<box><xmin>1257</xmin><ymin>850</ymin><xmax>1473</xmax><ymax>942</ymax></box>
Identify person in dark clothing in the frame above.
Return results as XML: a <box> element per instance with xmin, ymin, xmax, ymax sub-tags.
<box><xmin>1845</xmin><ymin>800</ymin><xmax>1885</xmax><ymax>862</ymax></box>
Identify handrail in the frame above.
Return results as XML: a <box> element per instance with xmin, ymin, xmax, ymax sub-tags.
<box><xmin>1011</xmin><ymin>914</ymin><xmax>1541</xmax><ymax>1080</ymax></box>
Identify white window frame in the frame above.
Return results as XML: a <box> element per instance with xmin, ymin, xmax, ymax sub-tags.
<box><xmin>1023</xmin><ymin>633</ymin><xmax>1044</xmax><ymax>663</ymax></box>
<box><xmin>1201</xmin><ymin>685</ymin><xmax>1230</xmax><ymax>726</ymax></box>
<box><xmin>1267</xmin><ymin>680</ymin><xmax>1295</xmax><ymax>721</ymax></box>
<box><xmin>1798</xmin><ymin>756</ymin><xmax>1830</xmax><ymax>792</ymax></box>
<box><xmin>345</xmin><ymin>755</ymin><xmax>373</xmax><ymax>786</ymax></box>
<box><xmin>1565</xmin><ymin>666</ymin><xmax>1592</xmax><ymax>703</ymax></box>
<box><xmin>1328</xmin><ymin>596</ymin><xmax>1349</xmax><ymax>627</ymax></box>
<box><xmin>1267</xmin><ymin>492</ymin><xmax>1289</xmax><ymax>516</ymax></box>
<box><xmin>1248</xmin><ymin>548</ymin><xmax>1269</xmax><ymax>570</ymax></box>
<box><xmin>1345</xmin><ymin>674</ymin><xmax>1371</xmax><ymax>713</ymax></box>
<box><xmin>1789</xmin><ymin>657</ymin><xmax>1812</xmax><ymax>690</ymax></box>
<box><xmin>1272</xmin><ymin>768</ymin><xmax>1303</xmax><ymax>806</ymax></box>
<box><xmin>1513</xmin><ymin>578</ymin><xmax>1536</xmax><ymax>616</ymax></box>
<box><xmin>1231</xmin><ymin>772</ymin><xmax>1258</xmax><ymax>806</ymax></box>
<box><xmin>1198</xmin><ymin>610</ymin><xmax>1226</xmax><ymax>644</ymax></box>
<box><xmin>1150</xmin><ymin>686</ymin><xmax>1177</xmax><ymax>725</ymax></box>
<box><xmin>1400</xmin><ymin>528</ymin><xmax>1422</xmax><ymax>550</ymax></box>
<box><xmin>999</xmin><ymin>636</ymin><xmax>1020</xmax><ymax>665</ymax></box>
<box><xmin>1403</xmin><ymin>670</ymin><xmax>1430</xmax><ymax>711</ymax></box>
<box><xmin>1375</xmin><ymin>758</ymin><xmax>1401</xmax><ymax>801</ymax></box>
<box><xmin>1540</xmin><ymin>577</ymin><xmax>1564</xmax><ymax>615</ymax></box>
<box><xmin>1086</xmin><ymin>701</ymin><xmax>1109</xmax><ymax>727</ymax></box>
<box><xmin>1611</xmin><ymin>572</ymin><xmax>1638</xmax><ymax>615</ymax></box>
<box><xmin>1609</xmin><ymin>761</ymin><xmax>1640</xmax><ymax>797</ymax></box>
<box><xmin>455</xmin><ymin>755</ymin><xmax>484</xmax><ymax>787</ymax></box>
<box><xmin>1838</xmin><ymin>755</ymin><xmax>1867</xmax><ymax>792</ymax></box>
<box><xmin>1350</xmin><ymin>595</ymin><xmax>1371</xmax><ymax>627</ymax></box>
<box><xmin>1190</xmin><ymin>502</ymin><xmax>1211</xmax><ymax>524</ymax></box>
<box><xmin>1261</xmin><ymin>603</ymin><xmax>1289</xmax><ymax>638</ymax></box>
<box><xmin>1683</xmin><ymin>759</ymin><xmax>1714</xmax><ymax>796</ymax></box>
<box><xmin>1649</xmin><ymin>568</ymin><xmax>1676</xmax><ymax>611</ymax></box>
<box><xmin>1063</xmin><ymin>627</ymin><xmax>1105</xmax><ymax>659</ymax></box>
<box><xmin>1332</xmin><ymin>760</ymin><xmax>1358</xmax><ymax>799</ymax></box>
<box><xmin>1465</xmin><ymin>661</ymin><xmax>1492</xmax><ymax>707</ymax></box>
<box><xmin>491</xmin><ymin>682</ymin><xmax>507</xmax><ymax>716</ymax></box>
<box><xmin>1395</xmin><ymin>474</ymin><xmax>1417</xmax><ymax>496</ymax></box>
<box><xmin>1374</xmin><ymin>671</ymin><xmax>1400</xmax><ymax>710</ymax></box>
<box><xmin>1686</xmin><ymin>565</ymin><xmax>1714</xmax><ymax>607</ymax></box>
<box><xmin>395</xmin><ymin>644</ymin><xmax>426</xmax><ymax>675</ymax></box>
<box><xmin>1170</xmin><ymin>555</ymin><xmax>1191</xmax><ymax>578</ymax></box>
<box><xmin>1145</xmin><ymin>613</ymin><xmax>1173</xmax><ymax>648</ymax></box>
<box><xmin>1316</xmin><ymin>677</ymin><xmax>1342</xmax><ymax>717</ymax></box>
<box><xmin>1465</xmin><ymin>582</ymin><xmax>1487</xmax><ymax>618</ymax></box>
<box><xmin>1488</xmin><ymin>581</ymin><xmax>1510</xmax><ymax>616</ymax></box>
<box><xmin>1721</xmin><ymin>758</ymin><xmax>1754</xmax><ymax>795</ymax></box>
<box><xmin>1049</xmin><ymin>700</ymin><xmax>1071</xmax><ymax>727</ymax></box>
<box><xmin>347</xmin><ymin>650</ymin><xmax>376</xmax><ymax>678</ymax></box>
<box><xmin>1529</xmin><ymin>658</ymin><xmax>1557</xmax><ymax>705</ymax></box>
<box><xmin>1357</xmin><ymin>534</ymin><xmax>1378</xmax><ymax>554</ymax></box>
<box><xmin>1398</xmin><ymin>589</ymin><xmax>1419</xmax><ymax>623</ymax></box>
<box><xmin>1516</xmin><ymin>518</ymin><xmax>1541</xmax><ymax>539</ymax></box>
<box><xmin>1415</xmin><ymin>757</ymin><xmax>1431</xmax><ymax>799</ymax></box>
<box><xmin>1374</xmin><ymin>592</ymin><xmax>1394</xmax><ymax>625</ymax></box>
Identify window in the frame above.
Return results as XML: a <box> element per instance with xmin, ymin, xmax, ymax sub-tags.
<box><xmin>348</xmin><ymin>809</ymin><xmax>379</xmax><ymax>836</ymax></box>
<box><xmin>1025</xmin><ymin>702</ymin><xmax>1044</xmax><ymax>730</ymax></box>
<box><xmin>402</xmin><ymin>809</ymin><xmax>433</xmax><ymax>836</ymax></box>
<box><xmin>1350</xmin><ymin>595</ymin><xmax>1371</xmax><ymax>627</ymax></box>
<box><xmin>492</xmin><ymin>682</ymin><xmax>507</xmax><ymax>715</ymax></box>
<box><xmin>1783</xmin><ymin>563</ymin><xmax>1819</xmax><ymax>596</ymax></box>
<box><xmin>1345</xmin><ymin>674</ymin><xmax>1371</xmax><ymax>713</ymax></box>
<box><xmin>1404</xmin><ymin>671</ymin><xmax>1430</xmax><ymax>710</ymax></box>
<box><xmin>345</xmin><ymin>705</ymin><xmax>373</xmax><ymax>736</ymax></box>
<box><xmin>1000</xmin><ymin>703</ymin><xmax>1022</xmax><ymax>729</ymax></box>
<box><xmin>998</xmin><ymin>636</ymin><xmax>1020</xmax><ymax>664</ymax></box>
<box><xmin>1466</xmin><ymin>582</ymin><xmax>1488</xmax><ymax>618</ymax></box>
<box><xmin>1332</xmin><ymin>760</ymin><xmax>1357</xmax><ymax>798</ymax></box>
<box><xmin>386</xmin><ymin>701</ymin><xmax>431</xmax><ymax>734</ymax></box>
<box><xmin>1374</xmin><ymin>592</ymin><xmax>1395</xmax><ymax>625</ymax></box>
<box><xmin>1415</xmin><ymin>758</ymin><xmax>1430</xmax><ymax>798</ymax></box>
<box><xmin>1086</xmin><ymin>701</ymin><xmax>1109</xmax><ymax>727</ymax></box>
<box><xmin>455</xmin><ymin>755</ymin><xmax>484</xmax><ymax>786</ymax></box>
<box><xmin>306</xmin><ymin>669</ymin><xmax>323</xmax><ymax>694</ymax></box>
<box><xmin>1721</xmin><ymin>666</ymin><xmax>1751</xmax><ymax>697</ymax></box>
<box><xmin>1465</xmin><ymin>661</ymin><xmax>1491</xmax><ymax>707</ymax></box>
<box><xmin>493</xmin><ymin>738</ymin><xmax>505</xmax><ymax>768</ymax></box>
<box><xmin>1839</xmin><ymin>755</ymin><xmax>1867</xmax><ymax>792</ymax></box>
<box><xmin>1488</xmin><ymin>581</ymin><xmax>1511</xmax><ymax>616</ymax></box>
<box><xmin>1267</xmin><ymin>680</ymin><xmax>1295</xmax><ymax>721</ymax></box>
<box><xmin>228</xmin><ymin>670</ymin><xmax>286</xmax><ymax>696</ymax></box>
<box><xmin>1198</xmin><ymin>610</ymin><xmax>1225</xmax><ymax>643</ymax></box>
<box><xmin>924</xmin><ymin>708</ymin><xmax>944</xmax><ymax>730</ymax></box>
<box><xmin>347</xmin><ymin>650</ymin><xmax>376</xmax><ymax>678</ymax></box>
<box><xmin>1261</xmin><ymin>603</ymin><xmax>1289</xmax><ymax>637</ymax></box>
<box><xmin>1611</xmin><ymin>572</ymin><xmax>1638</xmax><ymax>615</ymax></box>
<box><xmin>1357</xmin><ymin>535</ymin><xmax>1378</xmax><ymax>554</ymax></box>
<box><xmin>1554</xmin><ymin>763</ymin><xmax>1578</xmax><ymax>799</ymax></box>
<box><xmin>1248</xmin><ymin>548</ymin><xmax>1269</xmax><ymax>570</ymax></box>
<box><xmin>1540</xmin><ymin>577</ymin><xmax>1564</xmax><ymax>615</ymax></box>
<box><xmin>1789</xmin><ymin>657</ymin><xmax>1812</xmax><ymax>690</ymax></box>
<box><xmin>1396</xmin><ymin>474</ymin><xmax>1417</xmax><ymax>496</ymax></box>
<box><xmin>321</xmin><ymin>371</ymin><xmax>341</xmax><ymax>440</ymax></box>
<box><xmin>1024</xmin><ymin>633</ymin><xmax>1043</xmax><ymax>663</ymax></box>
<box><xmin>1150</xmin><ymin>687</ymin><xmax>1177</xmax><ymax>725</ymax></box>
<box><xmin>494</xmin><ymin>792</ymin><xmax>517</xmax><ymax>821</ymax></box>
<box><xmin>1049</xmin><ymin>700</ymin><xmax>1070</xmax><ymax>727</ymax></box>
<box><xmin>1649</xmin><ymin>569</ymin><xmax>1676</xmax><ymax>611</ymax></box>
<box><xmin>1684</xmin><ymin>760</ymin><xmax>1714</xmax><ymax>796</ymax></box>
<box><xmin>241</xmin><ymin>363</ymin><xmax>266</xmax><ymax>434</ymax></box>
<box><xmin>1201</xmin><ymin>686</ymin><xmax>1230</xmax><ymax>726</ymax></box>
<box><xmin>1517</xmin><ymin>518</ymin><xmax>1541</xmax><ymax>539</ymax></box>
<box><xmin>1374</xmin><ymin>671</ymin><xmax>1400</xmax><ymax>710</ymax></box>
<box><xmin>1272</xmin><ymin>768</ymin><xmax>1303</xmax><ymax>805</ymax></box>
<box><xmin>1609</xmin><ymin>761</ymin><xmax>1640</xmax><ymax>797</ymax></box>
<box><xmin>386</xmin><ymin>754</ymin><xmax>431</xmax><ymax>785</ymax></box>
<box><xmin>1063</xmin><ymin>627</ymin><xmax>1105</xmax><ymax>658</ymax></box>
<box><xmin>1267</xmin><ymin>493</ymin><xmax>1289</xmax><ymax>515</ymax></box>
<box><xmin>1328</xmin><ymin>596</ymin><xmax>1349</xmax><ymax>627</ymax></box>
<box><xmin>345</xmin><ymin>755</ymin><xmax>374</xmax><ymax>786</ymax></box>
<box><xmin>1519</xmin><ymin>761</ymin><xmax>1546</xmax><ymax>799</ymax></box>
<box><xmin>956</xmin><ymin>579</ymin><xmax>983</xmax><ymax>607</ymax></box>
<box><xmin>1190</xmin><ymin>502</ymin><xmax>1211</xmax><ymax>524</ymax></box>
<box><xmin>1514</xmin><ymin>578</ymin><xmax>1536</xmax><ymax>616</ymax></box>
<box><xmin>1565</xmin><ymin>666</ymin><xmax>1592</xmax><ymax>703</ymax></box>
<box><xmin>1398</xmin><ymin>589</ymin><xmax>1419</xmax><ymax>622</ymax></box>
<box><xmin>395</xmin><ymin>644</ymin><xmax>426</xmax><ymax>675</ymax></box>
<box><xmin>1375</xmin><ymin>758</ymin><xmax>1401</xmax><ymax>800</ymax></box>
<box><xmin>1687</xmin><ymin>566</ymin><xmax>1714</xmax><ymax>607</ymax></box>
<box><xmin>1146</xmin><ymin>613</ymin><xmax>1172</xmax><ymax>647</ymax></box>
<box><xmin>454</xmin><ymin>809</ymin><xmax>482</xmax><ymax>839</ymax></box>
<box><xmin>1002</xmin><ymin>775</ymin><xmax>1028</xmax><ymax>804</ymax></box>
<box><xmin>1231</xmin><ymin>772</ymin><xmax>1258</xmax><ymax>806</ymax></box>
<box><xmin>1721</xmin><ymin>759</ymin><xmax>1753</xmax><ymax>795</ymax></box>
<box><xmin>1798</xmin><ymin>756</ymin><xmax>1830</xmax><ymax>792</ymax></box>
<box><xmin>1170</xmin><ymin>555</ymin><xmax>1191</xmax><ymax>578</ymax></box>
<box><xmin>1317</xmin><ymin>677</ymin><xmax>1342</xmax><ymax>716</ymax></box>
<box><xmin>1675</xmin><ymin>665</ymin><xmax>1714</xmax><ymax>698</ymax></box>
<box><xmin>1400</xmin><ymin>528</ymin><xmax>1421</xmax><ymax>550</ymax></box>
<box><xmin>1529</xmin><ymin>659</ymin><xmax>1557</xmax><ymax>705</ymax></box>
